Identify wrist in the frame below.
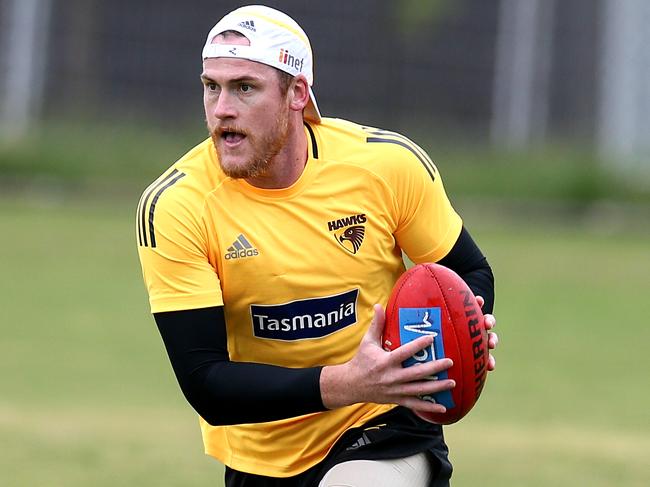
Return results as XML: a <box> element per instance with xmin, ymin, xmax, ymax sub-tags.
<box><xmin>319</xmin><ymin>363</ymin><xmax>353</xmax><ymax>410</ymax></box>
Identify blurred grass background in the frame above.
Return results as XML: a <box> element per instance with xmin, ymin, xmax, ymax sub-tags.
<box><xmin>1</xmin><ymin>121</ymin><xmax>649</xmax><ymax>486</ymax></box>
<box><xmin>3</xmin><ymin>1</ymin><xmax>650</xmax><ymax>485</ymax></box>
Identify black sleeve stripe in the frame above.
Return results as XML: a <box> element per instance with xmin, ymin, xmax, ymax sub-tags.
<box><xmin>366</xmin><ymin>136</ymin><xmax>436</xmax><ymax>181</ymax></box>
<box><xmin>136</xmin><ymin>194</ymin><xmax>146</xmax><ymax>247</ymax></box>
<box><xmin>147</xmin><ymin>171</ymin><xmax>186</xmax><ymax>248</ymax></box>
<box><xmin>304</xmin><ymin>122</ymin><xmax>319</xmax><ymax>159</ymax></box>
<box><xmin>371</xmin><ymin>129</ymin><xmax>434</xmax><ymax>167</ymax></box>
<box><xmin>137</xmin><ymin>169</ymin><xmax>180</xmax><ymax>248</ymax></box>
<box><xmin>136</xmin><ymin>177</ymin><xmax>159</xmax><ymax>246</ymax></box>
<box><xmin>137</xmin><ymin>169</ymin><xmax>186</xmax><ymax>248</ymax></box>
<box><xmin>366</xmin><ymin>129</ymin><xmax>437</xmax><ymax>179</ymax></box>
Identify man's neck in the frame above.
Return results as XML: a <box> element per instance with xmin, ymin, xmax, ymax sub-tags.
<box><xmin>245</xmin><ymin>118</ymin><xmax>308</xmax><ymax>190</ymax></box>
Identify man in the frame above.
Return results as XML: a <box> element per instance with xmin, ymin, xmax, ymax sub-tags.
<box><xmin>136</xmin><ymin>5</ymin><xmax>497</xmax><ymax>487</ymax></box>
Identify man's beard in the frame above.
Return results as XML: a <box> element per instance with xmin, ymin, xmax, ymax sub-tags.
<box><xmin>211</xmin><ymin>108</ymin><xmax>289</xmax><ymax>180</ymax></box>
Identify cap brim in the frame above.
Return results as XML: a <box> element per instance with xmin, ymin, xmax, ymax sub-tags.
<box><xmin>304</xmin><ymin>86</ymin><xmax>321</xmax><ymax>123</ymax></box>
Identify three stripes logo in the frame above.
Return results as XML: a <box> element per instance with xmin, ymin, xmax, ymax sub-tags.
<box><xmin>225</xmin><ymin>234</ymin><xmax>259</xmax><ymax>260</ymax></box>
<box><xmin>346</xmin><ymin>432</ymin><xmax>372</xmax><ymax>451</ymax></box>
<box><xmin>137</xmin><ymin>169</ymin><xmax>186</xmax><ymax>248</ymax></box>
<box><xmin>238</xmin><ymin>20</ymin><xmax>256</xmax><ymax>32</ymax></box>
<box><xmin>363</xmin><ymin>126</ymin><xmax>437</xmax><ymax>181</ymax></box>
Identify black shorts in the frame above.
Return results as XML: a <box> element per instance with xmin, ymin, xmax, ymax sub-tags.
<box><xmin>225</xmin><ymin>407</ymin><xmax>452</xmax><ymax>487</ymax></box>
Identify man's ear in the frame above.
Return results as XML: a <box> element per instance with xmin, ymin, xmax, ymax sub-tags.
<box><xmin>288</xmin><ymin>75</ymin><xmax>310</xmax><ymax>112</ymax></box>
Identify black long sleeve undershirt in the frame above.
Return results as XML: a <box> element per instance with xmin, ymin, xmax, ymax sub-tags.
<box><xmin>153</xmin><ymin>225</ymin><xmax>494</xmax><ymax>426</ymax></box>
<box><xmin>154</xmin><ymin>306</ymin><xmax>325</xmax><ymax>426</ymax></box>
<box><xmin>438</xmin><ymin>226</ymin><xmax>495</xmax><ymax>314</ymax></box>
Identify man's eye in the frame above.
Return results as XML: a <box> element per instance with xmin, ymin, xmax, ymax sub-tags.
<box><xmin>207</xmin><ymin>83</ymin><xmax>217</xmax><ymax>91</ymax></box>
<box><xmin>240</xmin><ymin>84</ymin><xmax>252</xmax><ymax>93</ymax></box>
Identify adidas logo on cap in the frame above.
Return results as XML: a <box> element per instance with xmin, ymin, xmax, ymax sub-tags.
<box><xmin>225</xmin><ymin>234</ymin><xmax>259</xmax><ymax>260</ymax></box>
<box><xmin>238</xmin><ymin>20</ymin><xmax>256</xmax><ymax>32</ymax></box>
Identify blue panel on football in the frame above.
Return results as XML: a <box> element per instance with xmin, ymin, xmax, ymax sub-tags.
<box><xmin>398</xmin><ymin>307</ymin><xmax>455</xmax><ymax>409</ymax></box>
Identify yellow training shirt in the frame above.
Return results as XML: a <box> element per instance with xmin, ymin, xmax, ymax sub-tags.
<box><xmin>136</xmin><ymin>117</ymin><xmax>462</xmax><ymax>477</ymax></box>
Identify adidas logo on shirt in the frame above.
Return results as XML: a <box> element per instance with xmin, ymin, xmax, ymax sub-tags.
<box><xmin>225</xmin><ymin>234</ymin><xmax>259</xmax><ymax>260</ymax></box>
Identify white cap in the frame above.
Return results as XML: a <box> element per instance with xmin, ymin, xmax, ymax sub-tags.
<box><xmin>202</xmin><ymin>5</ymin><xmax>321</xmax><ymax>123</ymax></box>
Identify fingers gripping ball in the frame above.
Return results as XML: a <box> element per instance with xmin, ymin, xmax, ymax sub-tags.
<box><xmin>383</xmin><ymin>263</ymin><xmax>489</xmax><ymax>424</ymax></box>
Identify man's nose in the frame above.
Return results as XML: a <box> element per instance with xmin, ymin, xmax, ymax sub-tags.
<box><xmin>213</xmin><ymin>90</ymin><xmax>237</xmax><ymax>120</ymax></box>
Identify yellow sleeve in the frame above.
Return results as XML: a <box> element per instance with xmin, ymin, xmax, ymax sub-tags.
<box><xmin>388</xmin><ymin>141</ymin><xmax>462</xmax><ymax>263</ymax></box>
<box><xmin>136</xmin><ymin>171</ymin><xmax>223</xmax><ymax>313</ymax></box>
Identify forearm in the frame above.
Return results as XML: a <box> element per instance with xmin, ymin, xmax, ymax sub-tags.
<box><xmin>154</xmin><ymin>306</ymin><xmax>326</xmax><ymax>425</ymax></box>
<box><xmin>185</xmin><ymin>361</ymin><xmax>325</xmax><ymax>425</ymax></box>
<box><xmin>319</xmin><ymin>363</ymin><xmax>352</xmax><ymax>410</ymax></box>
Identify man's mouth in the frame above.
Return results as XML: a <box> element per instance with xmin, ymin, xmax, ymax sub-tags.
<box><xmin>219</xmin><ymin>128</ymin><xmax>246</xmax><ymax>146</ymax></box>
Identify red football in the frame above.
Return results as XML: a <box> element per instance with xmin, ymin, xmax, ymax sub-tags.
<box><xmin>383</xmin><ymin>263</ymin><xmax>489</xmax><ymax>424</ymax></box>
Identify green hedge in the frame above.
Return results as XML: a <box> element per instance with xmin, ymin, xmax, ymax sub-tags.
<box><xmin>1</xmin><ymin>120</ymin><xmax>648</xmax><ymax>204</ymax></box>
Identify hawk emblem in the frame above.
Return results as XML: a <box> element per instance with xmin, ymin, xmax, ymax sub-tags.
<box><xmin>337</xmin><ymin>225</ymin><xmax>365</xmax><ymax>254</ymax></box>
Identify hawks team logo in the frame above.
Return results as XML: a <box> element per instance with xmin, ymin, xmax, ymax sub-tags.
<box><xmin>327</xmin><ymin>214</ymin><xmax>367</xmax><ymax>254</ymax></box>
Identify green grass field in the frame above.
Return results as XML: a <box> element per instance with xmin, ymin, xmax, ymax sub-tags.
<box><xmin>1</xmin><ymin>194</ymin><xmax>649</xmax><ymax>486</ymax></box>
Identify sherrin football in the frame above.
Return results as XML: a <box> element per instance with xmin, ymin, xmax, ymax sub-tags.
<box><xmin>383</xmin><ymin>263</ymin><xmax>489</xmax><ymax>425</ymax></box>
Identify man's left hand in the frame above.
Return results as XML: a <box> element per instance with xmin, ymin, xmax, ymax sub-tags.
<box><xmin>476</xmin><ymin>296</ymin><xmax>498</xmax><ymax>371</ymax></box>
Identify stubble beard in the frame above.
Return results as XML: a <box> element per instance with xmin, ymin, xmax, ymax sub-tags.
<box><xmin>211</xmin><ymin>107</ymin><xmax>290</xmax><ymax>180</ymax></box>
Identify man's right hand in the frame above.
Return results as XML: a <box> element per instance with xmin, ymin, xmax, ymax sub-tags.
<box><xmin>320</xmin><ymin>304</ymin><xmax>455</xmax><ymax>414</ymax></box>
